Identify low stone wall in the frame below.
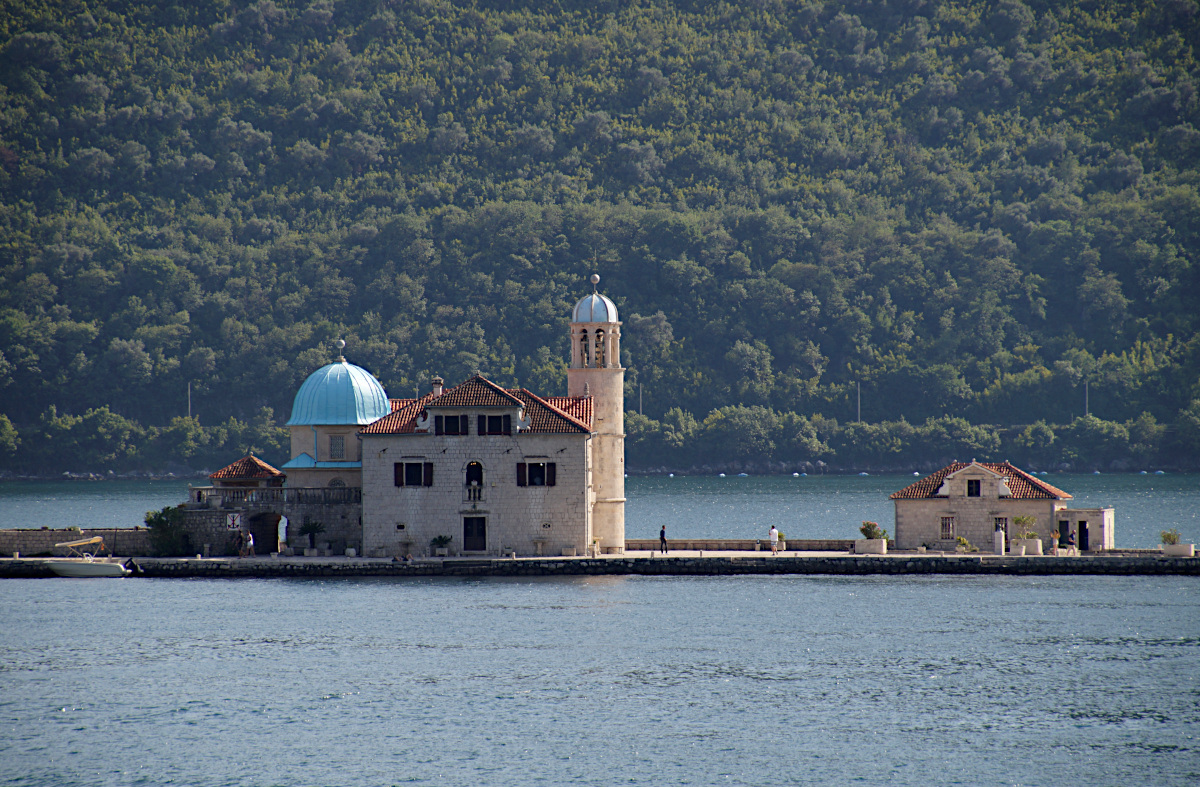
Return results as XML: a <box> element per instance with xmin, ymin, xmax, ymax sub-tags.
<box><xmin>626</xmin><ymin>538</ymin><xmax>857</xmax><ymax>552</ymax></box>
<box><xmin>0</xmin><ymin>528</ymin><xmax>153</xmax><ymax>557</ymax></box>
<box><xmin>1</xmin><ymin>553</ymin><xmax>1188</xmax><ymax>579</ymax></box>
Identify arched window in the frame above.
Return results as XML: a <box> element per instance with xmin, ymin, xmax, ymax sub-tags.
<box><xmin>328</xmin><ymin>478</ymin><xmax>346</xmax><ymax>488</ymax></box>
<box><xmin>595</xmin><ymin>329</ymin><xmax>606</xmax><ymax>367</ymax></box>
<box><xmin>579</xmin><ymin>330</ymin><xmax>590</xmax><ymax>367</ymax></box>
<box><xmin>465</xmin><ymin>461</ymin><xmax>484</xmax><ymax>502</ymax></box>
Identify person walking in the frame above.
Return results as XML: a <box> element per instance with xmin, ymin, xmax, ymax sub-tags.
<box><xmin>769</xmin><ymin>525</ymin><xmax>779</xmax><ymax>555</ymax></box>
<box><xmin>245</xmin><ymin>530</ymin><xmax>255</xmax><ymax>558</ymax></box>
<box><xmin>1068</xmin><ymin>528</ymin><xmax>1077</xmax><ymax>556</ymax></box>
<box><xmin>659</xmin><ymin>525</ymin><xmax>668</xmax><ymax>555</ymax></box>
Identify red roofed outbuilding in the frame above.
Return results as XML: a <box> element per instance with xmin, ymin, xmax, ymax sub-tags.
<box><xmin>890</xmin><ymin>461</ymin><xmax>1114</xmax><ymax>553</ymax></box>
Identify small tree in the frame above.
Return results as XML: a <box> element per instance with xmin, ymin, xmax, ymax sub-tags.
<box><xmin>1161</xmin><ymin>529</ymin><xmax>1181</xmax><ymax>546</ymax></box>
<box><xmin>1012</xmin><ymin>515</ymin><xmax>1039</xmax><ymax>540</ymax></box>
<box><xmin>860</xmin><ymin>521</ymin><xmax>888</xmax><ymax>540</ymax></box>
<box><xmin>145</xmin><ymin>505</ymin><xmax>191</xmax><ymax>556</ymax></box>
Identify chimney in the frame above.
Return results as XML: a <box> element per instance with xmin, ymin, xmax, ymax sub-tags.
<box><xmin>431</xmin><ymin>376</ymin><xmax>444</xmax><ymax>397</ymax></box>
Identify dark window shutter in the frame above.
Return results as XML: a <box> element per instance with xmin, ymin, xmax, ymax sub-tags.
<box><xmin>434</xmin><ymin>415</ymin><xmax>444</xmax><ymax>435</ymax></box>
<box><xmin>423</xmin><ymin>463</ymin><xmax>434</xmax><ymax>487</ymax></box>
<box><xmin>478</xmin><ymin>415</ymin><xmax>486</xmax><ymax>436</ymax></box>
<box><xmin>394</xmin><ymin>462</ymin><xmax>404</xmax><ymax>487</ymax></box>
<box><xmin>546</xmin><ymin>462</ymin><xmax>556</xmax><ymax>487</ymax></box>
<box><xmin>516</xmin><ymin>463</ymin><xmax>527</xmax><ymax>487</ymax></box>
<box><xmin>459</xmin><ymin>415</ymin><xmax>468</xmax><ymax>435</ymax></box>
<box><xmin>503</xmin><ymin>414</ymin><xmax>511</xmax><ymax>435</ymax></box>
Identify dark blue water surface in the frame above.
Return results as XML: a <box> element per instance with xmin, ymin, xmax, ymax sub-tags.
<box><xmin>2</xmin><ymin>473</ymin><xmax>1197</xmax><ymax>548</ymax></box>
<box><xmin>1</xmin><ymin>574</ymin><xmax>1197</xmax><ymax>786</ymax></box>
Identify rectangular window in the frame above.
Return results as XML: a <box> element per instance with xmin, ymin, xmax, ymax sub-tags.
<box><xmin>940</xmin><ymin>516</ymin><xmax>955</xmax><ymax>540</ymax></box>
<box><xmin>517</xmin><ymin>462</ymin><xmax>556</xmax><ymax>487</ymax></box>
<box><xmin>967</xmin><ymin>479</ymin><xmax>981</xmax><ymax>497</ymax></box>
<box><xmin>394</xmin><ymin>462</ymin><xmax>433</xmax><ymax>487</ymax></box>
<box><xmin>329</xmin><ymin>435</ymin><xmax>345</xmax><ymax>460</ymax></box>
<box><xmin>434</xmin><ymin>415</ymin><xmax>468</xmax><ymax>435</ymax></box>
<box><xmin>477</xmin><ymin>414</ymin><xmax>512</xmax><ymax>435</ymax></box>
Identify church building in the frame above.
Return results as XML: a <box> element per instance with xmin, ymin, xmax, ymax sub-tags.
<box><xmin>193</xmin><ymin>276</ymin><xmax>627</xmax><ymax>558</ymax></box>
<box><xmin>356</xmin><ymin>276</ymin><xmax>625</xmax><ymax>557</ymax></box>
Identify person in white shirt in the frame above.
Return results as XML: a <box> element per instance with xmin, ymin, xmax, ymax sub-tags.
<box><xmin>769</xmin><ymin>525</ymin><xmax>779</xmax><ymax>555</ymax></box>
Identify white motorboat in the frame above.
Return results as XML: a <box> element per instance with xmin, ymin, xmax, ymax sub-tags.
<box><xmin>47</xmin><ymin>536</ymin><xmax>132</xmax><ymax>578</ymax></box>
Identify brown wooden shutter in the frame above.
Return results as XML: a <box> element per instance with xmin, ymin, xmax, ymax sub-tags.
<box><xmin>516</xmin><ymin>463</ymin><xmax>527</xmax><ymax>487</ymax></box>
<box><xmin>423</xmin><ymin>462</ymin><xmax>434</xmax><ymax>487</ymax></box>
<box><xmin>459</xmin><ymin>414</ymin><xmax>468</xmax><ymax>434</ymax></box>
<box><xmin>546</xmin><ymin>462</ymin><xmax>556</xmax><ymax>486</ymax></box>
<box><xmin>394</xmin><ymin>462</ymin><xmax>404</xmax><ymax>487</ymax></box>
<box><xmin>434</xmin><ymin>415</ymin><xmax>444</xmax><ymax>435</ymax></box>
<box><xmin>503</xmin><ymin>414</ymin><xmax>511</xmax><ymax>434</ymax></box>
<box><xmin>478</xmin><ymin>415</ymin><xmax>486</xmax><ymax>436</ymax></box>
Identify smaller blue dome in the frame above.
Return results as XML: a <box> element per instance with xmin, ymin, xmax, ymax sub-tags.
<box><xmin>572</xmin><ymin>292</ymin><xmax>618</xmax><ymax>323</ymax></box>
<box><xmin>286</xmin><ymin>361</ymin><xmax>390</xmax><ymax>425</ymax></box>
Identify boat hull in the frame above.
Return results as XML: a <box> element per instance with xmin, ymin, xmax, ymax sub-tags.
<box><xmin>47</xmin><ymin>560</ymin><xmax>132</xmax><ymax>578</ymax></box>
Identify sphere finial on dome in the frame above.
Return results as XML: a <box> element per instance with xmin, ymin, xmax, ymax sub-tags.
<box><xmin>335</xmin><ymin>338</ymin><xmax>346</xmax><ymax>361</ymax></box>
<box><xmin>590</xmin><ymin>273</ymin><xmax>600</xmax><ymax>292</ymax></box>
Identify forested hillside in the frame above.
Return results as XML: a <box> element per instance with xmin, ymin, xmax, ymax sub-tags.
<box><xmin>2</xmin><ymin>0</ymin><xmax>1199</xmax><ymax>474</ymax></box>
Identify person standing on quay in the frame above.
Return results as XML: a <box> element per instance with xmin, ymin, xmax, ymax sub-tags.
<box><xmin>769</xmin><ymin>525</ymin><xmax>779</xmax><ymax>555</ymax></box>
<box><xmin>245</xmin><ymin>530</ymin><xmax>255</xmax><ymax>558</ymax></box>
<box><xmin>660</xmin><ymin>525</ymin><xmax>668</xmax><ymax>554</ymax></box>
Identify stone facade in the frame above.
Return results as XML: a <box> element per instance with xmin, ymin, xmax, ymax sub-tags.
<box><xmin>361</xmin><ymin>430</ymin><xmax>591</xmax><ymax>558</ymax></box>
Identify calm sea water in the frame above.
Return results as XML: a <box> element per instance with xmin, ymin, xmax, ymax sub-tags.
<box><xmin>3</xmin><ymin>472</ymin><xmax>1195</xmax><ymax>548</ymax></box>
<box><xmin>1</xmin><ymin>575</ymin><xmax>1197</xmax><ymax>786</ymax></box>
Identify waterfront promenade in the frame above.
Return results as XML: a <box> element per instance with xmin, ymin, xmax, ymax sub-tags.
<box><xmin>3</xmin><ymin>548</ymin><xmax>1197</xmax><ymax>578</ymax></box>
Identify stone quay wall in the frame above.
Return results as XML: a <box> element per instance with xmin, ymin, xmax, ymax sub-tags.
<box><xmin>0</xmin><ymin>528</ymin><xmax>152</xmax><ymax>558</ymax></box>
<box><xmin>2</xmin><ymin>552</ymin><xmax>1192</xmax><ymax>579</ymax></box>
<box><xmin>627</xmin><ymin>538</ymin><xmax>857</xmax><ymax>552</ymax></box>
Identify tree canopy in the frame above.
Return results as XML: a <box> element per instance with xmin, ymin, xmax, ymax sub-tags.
<box><xmin>1</xmin><ymin>0</ymin><xmax>1198</xmax><ymax>473</ymax></box>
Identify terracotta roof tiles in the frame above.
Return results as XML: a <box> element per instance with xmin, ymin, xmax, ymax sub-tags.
<box><xmin>359</xmin><ymin>375</ymin><xmax>593</xmax><ymax>436</ymax></box>
<box><xmin>427</xmin><ymin>375</ymin><xmax>523</xmax><ymax>408</ymax></box>
<box><xmin>890</xmin><ymin>461</ymin><xmax>1072</xmax><ymax>500</ymax></box>
<box><xmin>209</xmin><ymin>455</ymin><xmax>285</xmax><ymax>481</ymax></box>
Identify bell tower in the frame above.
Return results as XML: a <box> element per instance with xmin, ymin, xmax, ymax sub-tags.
<box><xmin>568</xmin><ymin>275</ymin><xmax>625</xmax><ymax>553</ymax></box>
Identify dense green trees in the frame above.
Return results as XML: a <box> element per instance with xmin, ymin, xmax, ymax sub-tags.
<box><xmin>1</xmin><ymin>1</ymin><xmax>1198</xmax><ymax>473</ymax></box>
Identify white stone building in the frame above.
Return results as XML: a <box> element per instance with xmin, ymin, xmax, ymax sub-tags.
<box><xmin>890</xmin><ymin>461</ymin><xmax>1115</xmax><ymax>553</ymax></box>
<box><xmin>357</xmin><ymin>279</ymin><xmax>625</xmax><ymax>557</ymax></box>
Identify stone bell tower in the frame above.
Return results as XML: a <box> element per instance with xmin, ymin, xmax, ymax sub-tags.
<box><xmin>568</xmin><ymin>275</ymin><xmax>625</xmax><ymax>553</ymax></box>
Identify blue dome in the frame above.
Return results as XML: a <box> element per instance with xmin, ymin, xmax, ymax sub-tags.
<box><xmin>572</xmin><ymin>292</ymin><xmax>619</xmax><ymax>323</ymax></box>
<box><xmin>286</xmin><ymin>361</ymin><xmax>390</xmax><ymax>425</ymax></box>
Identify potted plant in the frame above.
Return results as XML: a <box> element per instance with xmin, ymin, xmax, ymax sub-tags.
<box><xmin>299</xmin><ymin>521</ymin><xmax>325</xmax><ymax>556</ymax></box>
<box><xmin>1011</xmin><ymin>515</ymin><xmax>1043</xmax><ymax>556</ymax></box>
<box><xmin>956</xmin><ymin>536</ymin><xmax>979</xmax><ymax>553</ymax></box>
<box><xmin>1161</xmin><ymin>529</ymin><xmax>1195</xmax><ymax>557</ymax></box>
<box><xmin>856</xmin><ymin>521</ymin><xmax>888</xmax><ymax>554</ymax></box>
<box><xmin>430</xmin><ymin>534</ymin><xmax>452</xmax><ymax>557</ymax></box>
<box><xmin>777</xmin><ymin>531</ymin><xmax>787</xmax><ymax>551</ymax></box>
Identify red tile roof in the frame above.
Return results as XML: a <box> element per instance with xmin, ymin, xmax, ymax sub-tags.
<box><xmin>209</xmin><ymin>455</ymin><xmax>285</xmax><ymax>480</ymax></box>
<box><xmin>427</xmin><ymin>375</ymin><xmax>524</xmax><ymax>408</ymax></box>
<box><xmin>360</xmin><ymin>393</ymin><xmax>435</xmax><ymax>434</ymax></box>
<box><xmin>359</xmin><ymin>375</ymin><xmax>592</xmax><ymax>435</ymax></box>
<box><xmin>545</xmin><ymin>396</ymin><xmax>593</xmax><ymax>429</ymax></box>
<box><xmin>513</xmin><ymin>390</ymin><xmax>591</xmax><ymax>433</ymax></box>
<box><xmin>890</xmin><ymin>461</ymin><xmax>1072</xmax><ymax>500</ymax></box>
